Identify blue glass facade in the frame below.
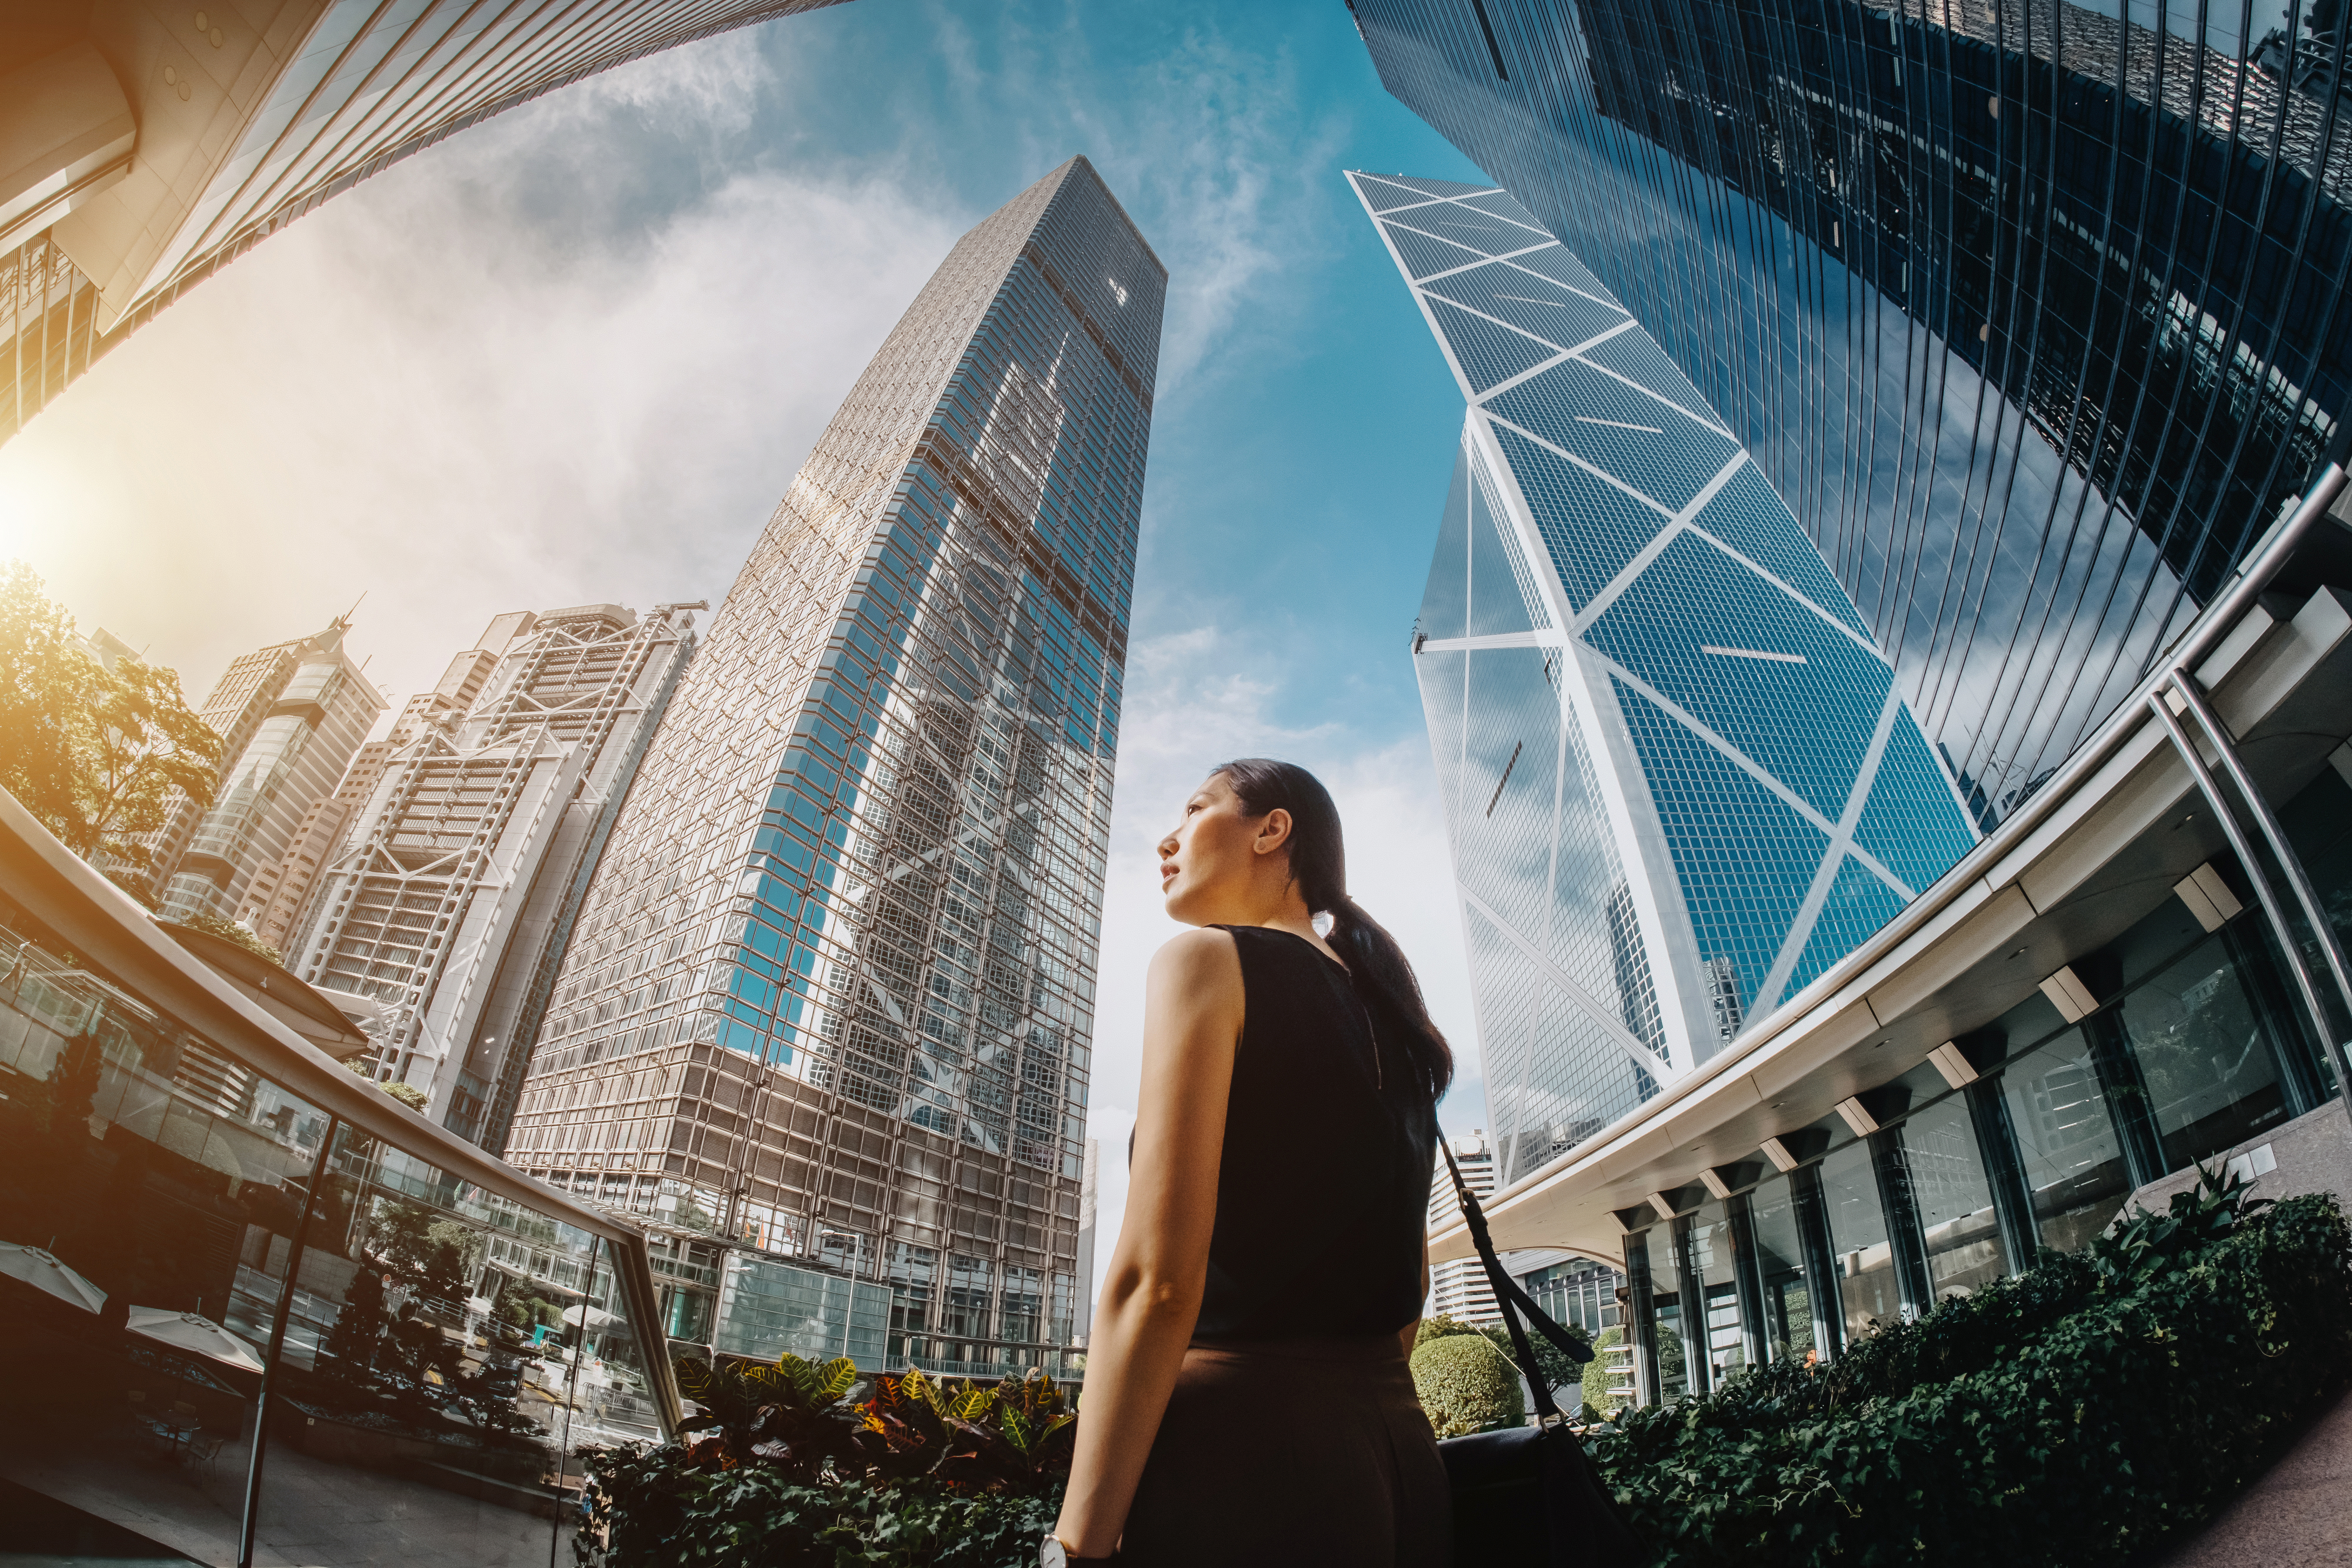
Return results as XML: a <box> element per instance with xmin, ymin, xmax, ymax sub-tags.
<box><xmin>506</xmin><ymin>159</ymin><xmax>1160</xmax><ymax>1373</ymax></box>
<box><xmin>1353</xmin><ymin>0</ymin><xmax>2352</xmax><ymax>824</ymax></box>
<box><xmin>1358</xmin><ymin>174</ymin><xmax>1978</xmax><ymax>1181</ymax></box>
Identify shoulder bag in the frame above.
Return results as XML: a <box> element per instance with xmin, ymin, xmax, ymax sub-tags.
<box><xmin>1432</xmin><ymin>1139</ymin><xmax>1648</xmax><ymax>1565</ymax></box>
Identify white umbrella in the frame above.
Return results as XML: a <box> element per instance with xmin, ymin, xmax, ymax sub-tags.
<box><xmin>0</xmin><ymin>1243</ymin><xmax>105</xmax><ymax>1313</ymax></box>
<box><xmin>125</xmin><ymin>1307</ymin><xmax>266</xmax><ymax>1375</ymax></box>
<box><xmin>559</xmin><ymin>1304</ymin><xmax>617</xmax><ymax>1328</ymax></box>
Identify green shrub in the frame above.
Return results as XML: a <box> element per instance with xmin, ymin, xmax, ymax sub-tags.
<box><xmin>578</xmin><ymin>1357</ymin><xmax>1076</xmax><ymax>1567</ymax></box>
<box><xmin>578</xmin><ymin>1453</ymin><xmax>1058</xmax><ymax>1567</ymax></box>
<box><xmin>1587</xmin><ymin>1176</ymin><xmax>2352</xmax><ymax>1567</ymax></box>
<box><xmin>1411</xmin><ymin>1331</ymin><xmax>1525</xmax><ymax>1437</ymax></box>
<box><xmin>1414</xmin><ymin>1312</ymin><xmax>1481</xmax><ymax>1349</ymax></box>
<box><xmin>1583</xmin><ymin>1325</ymin><xmax>1623</xmax><ymax>1416</ymax></box>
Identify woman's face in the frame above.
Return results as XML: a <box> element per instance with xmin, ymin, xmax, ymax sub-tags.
<box><xmin>1157</xmin><ymin>772</ymin><xmax>1290</xmax><ymax>924</ymax></box>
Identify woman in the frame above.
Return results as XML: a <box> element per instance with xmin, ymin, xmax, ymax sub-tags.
<box><xmin>1044</xmin><ymin>759</ymin><xmax>1455</xmax><ymax>1566</ymax></box>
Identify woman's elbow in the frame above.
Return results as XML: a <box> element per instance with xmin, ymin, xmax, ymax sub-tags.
<box><xmin>1102</xmin><ymin>1263</ymin><xmax>1204</xmax><ymax>1321</ymax></box>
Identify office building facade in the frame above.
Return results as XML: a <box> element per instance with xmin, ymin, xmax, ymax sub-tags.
<box><xmin>1356</xmin><ymin>172</ymin><xmax>1980</xmax><ymax>1184</ymax></box>
<box><xmin>1362</xmin><ymin>0</ymin><xmax>2352</xmax><ymax>1413</ymax></box>
<box><xmin>0</xmin><ymin>0</ymin><xmax>845</xmax><ymax>445</ymax></box>
<box><xmin>505</xmin><ymin>158</ymin><xmax>1161</xmax><ymax>1376</ymax></box>
<box><xmin>287</xmin><ymin>604</ymin><xmax>695</xmax><ymax>1150</ymax></box>
<box><xmin>1354</xmin><ymin>0</ymin><xmax>2352</xmax><ymax>829</ymax></box>
<box><xmin>149</xmin><ymin>616</ymin><xmax>383</xmax><ymax>925</ymax></box>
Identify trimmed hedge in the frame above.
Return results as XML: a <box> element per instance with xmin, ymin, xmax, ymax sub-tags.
<box><xmin>1412</xmin><ymin>1331</ymin><xmax>1525</xmax><ymax>1437</ymax></box>
<box><xmin>1588</xmin><ymin>1183</ymin><xmax>2352</xmax><ymax>1566</ymax></box>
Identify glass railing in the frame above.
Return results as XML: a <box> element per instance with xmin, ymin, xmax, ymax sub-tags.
<box><xmin>0</xmin><ymin>816</ymin><xmax>675</xmax><ymax>1567</ymax></box>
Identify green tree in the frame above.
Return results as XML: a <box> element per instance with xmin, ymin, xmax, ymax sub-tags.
<box><xmin>1479</xmin><ymin>1315</ymin><xmax>1590</xmax><ymax>1396</ymax></box>
<box><xmin>319</xmin><ymin>1255</ymin><xmax>392</xmax><ymax>1383</ymax></box>
<box><xmin>0</xmin><ymin>562</ymin><xmax>221</xmax><ymax>870</ymax></box>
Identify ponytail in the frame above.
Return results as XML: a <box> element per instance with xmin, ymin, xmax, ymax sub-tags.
<box><xmin>1211</xmin><ymin>758</ymin><xmax>1455</xmax><ymax>1100</ymax></box>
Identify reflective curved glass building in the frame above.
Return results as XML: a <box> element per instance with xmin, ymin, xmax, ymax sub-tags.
<box><xmin>1351</xmin><ymin>172</ymin><xmax>1978</xmax><ymax>1182</ymax></box>
<box><xmin>1</xmin><ymin>0</ymin><xmax>844</xmax><ymax>444</ymax></box>
<box><xmin>1354</xmin><ymin>0</ymin><xmax>2352</xmax><ymax>824</ymax></box>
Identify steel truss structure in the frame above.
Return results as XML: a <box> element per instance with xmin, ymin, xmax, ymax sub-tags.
<box><xmin>504</xmin><ymin>158</ymin><xmax>1162</xmax><ymax>1378</ymax></box>
<box><xmin>290</xmin><ymin>605</ymin><xmax>694</xmax><ymax>1149</ymax></box>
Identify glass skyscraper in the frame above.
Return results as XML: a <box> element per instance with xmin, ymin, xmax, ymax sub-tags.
<box><xmin>1355</xmin><ymin>172</ymin><xmax>1979</xmax><ymax>1183</ymax></box>
<box><xmin>1352</xmin><ymin>0</ymin><xmax>2352</xmax><ymax>826</ymax></box>
<box><xmin>504</xmin><ymin>157</ymin><xmax>1160</xmax><ymax>1374</ymax></box>
<box><xmin>0</xmin><ymin>0</ymin><xmax>845</xmax><ymax>445</ymax></box>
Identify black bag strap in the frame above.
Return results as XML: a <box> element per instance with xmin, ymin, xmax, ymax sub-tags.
<box><xmin>1439</xmin><ymin>1138</ymin><xmax>1593</xmax><ymax>1426</ymax></box>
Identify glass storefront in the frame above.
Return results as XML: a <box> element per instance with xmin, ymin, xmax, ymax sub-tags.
<box><xmin>1743</xmin><ymin>1177</ymin><xmax>1820</xmax><ymax>1363</ymax></box>
<box><xmin>0</xmin><ymin>897</ymin><xmax>666</xmax><ymax>1565</ymax></box>
<box><xmin>1900</xmin><ymin>1100</ymin><xmax>2008</xmax><ymax>1299</ymax></box>
<box><xmin>1617</xmin><ymin>829</ymin><xmax>2342</xmax><ymax>1404</ymax></box>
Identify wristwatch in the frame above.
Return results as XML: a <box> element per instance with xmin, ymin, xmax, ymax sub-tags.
<box><xmin>1038</xmin><ymin>1535</ymin><xmax>1115</xmax><ymax>1566</ymax></box>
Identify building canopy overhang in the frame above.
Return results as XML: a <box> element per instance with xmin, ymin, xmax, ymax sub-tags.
<box><xmin>1441</xmin><ymin>472</ymin><xmax>2352</xmax><ymax>1265</ymax></box>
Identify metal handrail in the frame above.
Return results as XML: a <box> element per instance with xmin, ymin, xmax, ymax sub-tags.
<box><xmin>0</xmin><ymin>784</ymin><xmax>680</xmax><ymax>1433</ymax></box>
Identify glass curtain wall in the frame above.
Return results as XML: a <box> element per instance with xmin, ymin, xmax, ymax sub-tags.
<box><xmin>1618</xmin><ymin>860</ymin><xmax>2331</xmax><ymax>1404</ymax></box>
<box><xmin>0</xmin><ymin>899</ymin><xmax>655</xmax><ymax>1566</ymax></box>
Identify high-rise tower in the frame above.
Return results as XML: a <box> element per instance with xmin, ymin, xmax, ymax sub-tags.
<box><xmin>148</xmin><ymin>616</ymin><xmax>384</xmax><ymax>924</ymax></box>
<box><xmin>506</xmin><ymin>158</ymin><xmax>1161</xmax><ymax>1375</ymax></box>
<box><xmin>1351</xmin><ymin>0</ymin><xmax>2352</xmax><ymax>828</ymax></box>
<box><xmin>1352</xmin><ymin>173</ymin><xmax>1979</xmax><ymax>1184</ymax></box>
<box><xmin>287</xmin><ymin>604</ymin><xmax>696</xmax><ymax>1149</ymax></box>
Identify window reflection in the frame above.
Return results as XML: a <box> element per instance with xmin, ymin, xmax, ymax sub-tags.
<box><xmin>0</xmin><ymin>901</ymin><xmax>657</xmax><ymax>1564</ymax></box>
<box><xmin>1686</xmin><ymin>1203</ymin><xmax>1744</xmax><ymax>1382</ymax></box>
<box><xmin>2003</xmin><ymin>1029</ymin><xmax>2136</xmax><ymax>1255</ymax></box>
<box><xmin>1898</xmin><ymin>1100</ymin><xmax>2007</xmax><ymax>1298</ymax></box>
<box><xmin>1744</xmin><ymin>1176</ymin><xmax>1819</xmax><ymax>1362</ymax></box>
<box><xmin>1817</xmin><ymin>1143</ymin><xmax>1896</xmax><ymax>1342</ymax></box>
<box><xmin>2116</xmin><ymin>931</ymin><xmax>2294</xmax><ymax>1168</ymax></box>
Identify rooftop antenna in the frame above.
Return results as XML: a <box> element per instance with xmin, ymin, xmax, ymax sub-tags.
<box><xmin>341</xmin><ymin>590</ymin><xmax>367</xmax><ymax>626</ymax></box>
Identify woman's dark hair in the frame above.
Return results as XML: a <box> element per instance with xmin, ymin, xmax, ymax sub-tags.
<box><xmin>1212</xmin><ymin>757</ymin><xmax>1454</xmax><ymax>1100</ymax></box>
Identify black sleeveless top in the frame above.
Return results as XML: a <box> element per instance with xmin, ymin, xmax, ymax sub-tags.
<box><xmin>1188</xmin><ymin>926</ymin><xmax>1439</xmax><ymax>1343</ymax></box>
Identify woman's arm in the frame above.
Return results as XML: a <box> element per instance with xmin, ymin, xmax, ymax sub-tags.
<box><xmin>1051</xmin><ymin>927</ymin><xmax>1244</xmax><ymax>1558</ymax></box>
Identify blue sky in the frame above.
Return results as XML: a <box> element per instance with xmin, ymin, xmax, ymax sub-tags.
<box><xmin>0</xmin><ymin>0</ymin><xmax>1502</xmax><ymax>1280</ymax></box>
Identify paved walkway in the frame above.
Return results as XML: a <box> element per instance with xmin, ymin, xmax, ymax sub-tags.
<box><xmin>2150</xmin><ymin>1385</ymin><xmax>2352</xmax><ymax>1567</ymax></box>
<box><xmin>0</xmin><ymin>1421</ymin><xmax>568</xmax><ymax>1568</ymax></box>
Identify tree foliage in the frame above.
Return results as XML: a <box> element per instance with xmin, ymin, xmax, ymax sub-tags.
<box><xmin>575</xmin><ymin>1354</ymin><xmax>1084</xmax><ymax>1565</ymax></box>
<box><xmin>167</xmin><ymin>911</ymin><xmax>283</xmax><ymax>966</ymax></box>
<box><xmin>1479</xmin><ymin>1314</ymin><xmax>1590</xmax><ymax>1395</ymax></box>
<box><xmin>0</xmin><ymin>562</ymin><xmax>221</xmax><ymax>870</ymax></box>
<box><xmin>1589</xmin><ymin>1171</ymin><xmax>2352</xmax><ymax>1566</ymax></box>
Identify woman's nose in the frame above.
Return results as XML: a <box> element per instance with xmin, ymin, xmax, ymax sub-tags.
<box><xmin>1155</xmin><ymin>829</ymin><xmax>1178</xmax><ymax>857</ymax></box>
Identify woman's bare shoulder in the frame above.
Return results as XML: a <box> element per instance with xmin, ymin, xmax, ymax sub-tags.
<box><xmin>1150</xmin><ymin>925</ymin><xmax>1240</xmax><ymax>971</ymax></box>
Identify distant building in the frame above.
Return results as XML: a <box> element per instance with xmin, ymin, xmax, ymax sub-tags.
<box><xmin>287</xmin><ymin>604</ymin><xmax>695</xmax><ymax>1149</ymax></box>
<box><xmin>149</xmin><ymin>617</ymin><xmax>383</xmax><ymax>925</ymax></box>
<box><xmin>1074</xmin><ymin>1137</ymin><xmax>1100</xmax><ymax>1342</ymax></box>
<box><xmin>247</xmin><ymin>629</ymin><xmax>521</xmax><ymax>952</ymax></box>
<box><xmin>1428</xmin><ymin>1131</ymin><xmax>1501</xmax><ymax>1324</ymax></box>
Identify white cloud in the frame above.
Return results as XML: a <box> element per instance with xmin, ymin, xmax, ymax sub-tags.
<box><xmin>1080</xmin><ymin>621</ymin><xmax>1484</xmax><ymax>1308</ymax></box>
<box><xmin>0</xmin><ymin>33</ymin><xmax>955</xmax><ymax>708</ymax></box>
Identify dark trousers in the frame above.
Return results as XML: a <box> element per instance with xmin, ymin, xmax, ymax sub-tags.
<box><xmin>1119</xmin><ymin>1335</ymin><xmax>1452</xmax><ymax>1567</ymax></box>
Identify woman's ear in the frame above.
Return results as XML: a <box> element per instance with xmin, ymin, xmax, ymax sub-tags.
<box><xmin>1252</xmin><ymin>806</ymin><xmax>1293</xmax><ymax>858</ymax></box>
